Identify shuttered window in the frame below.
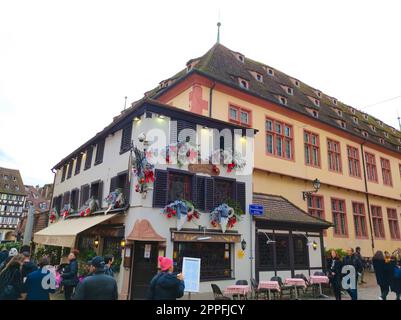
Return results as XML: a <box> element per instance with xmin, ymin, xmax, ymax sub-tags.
<box><xmin>91</xmin><ymin>181</ymin><xmax>103</xmax><ymax>207</ymax></box>
<box><xmin>67</xmin><ymin>160</ymin><xmax>73</xmax><ymax>179</ymax></box>
<box><xmin>61</xmin><ymin>166</ymin><xmax>67</xmax><ymax>182</ymax></box>
<box><xmin>62</xmin><ymin>191</ymin><xmax>70</xmax><ymax>208</ymax></box>
<box><xmin>75</xmin><ymin>154</ymin><xmax>82</xmax><ymax>175</ymax></box>
<box><xmin>109</xmin><ymin>173</ymin><xmax>129</xmax><ymax>205</ymax></box>
<box><xmin>195</xmin><ymin>176</ymin><xmax>206</xmax><ymax>211</ymax></box>
<box><xmin>120</xmin><ymin>123</ymin><xmax>132</xmax><ymax>154</ymax></box>
<box><xmin>152</xmin><ymin>170</ymin><xmax>168</xmax><ymax>207</ymax></box>
<box><xmin>95</xmin><ymin>139</ymin><xmax>105</xmax><ymax>165</ymax></box>
<box><xmin>80</xmin><ymin>184</ymin><xmax>90</xmax><ymax>207</ymax></box>
<box><xmin>109</xmin><ymin>177</ymin><xmax>118</xmax><ymax>193</ymax></box>
<box><xmin>235</xmin><ymin>181</ymin><xmax>246</xmax><ymax>213</ymax></box>
<box><xmin>171</xmin><ymin>119</ymin><xmax>197</xmax><ymax>144</ymax></box>
<box><xmin>70</xmin><ymin>189</ymin><xmax>80</xmax><ymax>211</ymax></box>
<box><xmin>84</xmin><ymin>146</ymin><xmax>93</xmax><ymax>171</ymax></box>
<box><xmin>205</xmin><ymin>177</ymin><xmax>215</xmax><ymax>212</ymax></box>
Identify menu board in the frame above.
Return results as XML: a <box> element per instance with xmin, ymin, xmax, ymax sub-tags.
<box><xmin>182</xmin><ymin>257</ymin><xmax>201</xmax><ymax>293</ymax></box>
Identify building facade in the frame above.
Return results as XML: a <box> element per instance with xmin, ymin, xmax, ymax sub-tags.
<box><xmin>35</xmin><ymin>99</ymin><xmax>329</xmax><ymax>298</ymax></box>
<box><xmin>151</xmin><ymin>43</ymin><xmax>401</xmax><ymax>257</ymax></box>
<box><xmin>0</xmin><ymin>167</ymin><xmax>27</xmax><ymax>242</ymax></box>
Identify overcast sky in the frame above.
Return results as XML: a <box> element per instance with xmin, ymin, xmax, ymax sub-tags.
<box><xmin>1</xmin><ymin>0</ymin><xmax>401</xmax><ymax>186</ymax></box>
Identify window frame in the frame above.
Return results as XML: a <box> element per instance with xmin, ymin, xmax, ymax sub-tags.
<box><xmin>304</xmin><ymin>130</ymin><xmax>321</xmax><ymax>168</ymax></box>
<box><xmin>380</xmin><ymin>157</ymin><xmax>393</xmax><ymax>187</ymax></box>
<box><xmin>387</xmin><ymin>208</ymin><xmax>400</xmax><ymax>240</ymax></box>
<box><xmin>371</xmin><ymin>205</ymin><xmax>386</xmax><ymax>239</ymax></box>
<box><xmin>265</xmin><ymin>116</ymin><xmax>294</xmax><ymax>161</ymax></box>
<box><xmin>327</xmin><ymin>138</ymin><xmax>342</xmax><ymax>173</ymax></box>
<box><xmin>347</xmin><ymin>145</ymin><xmax>361</xmax><ymax>178</ymax></box>
<box><xmin>352</xmin><ymin>201</ymin><xmax>368</xmax><ymax>239</ymax></box>
<box><xmin>228</xmin><ymin>104</ymin><xmax>252</xmax><ymax>127</ymax></box>
<box><xmin>365</xmin><ymin>152</ymin><xmax>378</xmax><ymax>183</ymax></box>
<box><xmin>331</xmin><ymin>198</ymin><xmax>348</xmax><ymax>237</ymax></box>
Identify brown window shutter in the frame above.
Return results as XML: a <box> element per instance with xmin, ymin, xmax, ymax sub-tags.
<box><xmin>67</xmin><ymin>160</ymin><xmax>73</xmax><ymax>179</ymax></box>
<box><xmin>109</xmin><ymin>177</ymin><xmax>118</xmax><ymax>193</ymax></box>
<box><xmin>61</xmin><ymin>166</ymin><xmax>67</xmax><ymax>182</ymax></box>
<box><xmin>95</xmin><ymin>139</ymin><xmax>105</xmax><ymax>165</ymax></box>
<box><xmin>120</xmin><ymin>124</ymin><xmax>132</xmax><ymax>154</ymax></box>
<box><xmin>195</xmin><ymin>176</ymin><xmax>206</xmax><ymax>211</ymax></box>
<box><xmin>84</xmin><ymin>147</ymin><xmax>93</xmax><ymax>170</ymax></box>
<box><xmin>152</xmin><ymin>169</ymin><xmax>168</xmax><ymax>207</ymax></box>
<box><xmin>205</xmin><ymin>177</ymin><xmax>215</xmax><ymax>212</ymax></box>
<box><xmin>97</xmin><ymin>181</ymin><xmax>103</xmax><ymax>208</ymax></box>
<box><xmin>75</xmin><ymin>154</ymin><xmax>82</xmax><ymax>175</ymax></box>
<box><xmin>235</xmin><ymin>181</ymin><xmax>246</xmax><ymax>213</ymax></box>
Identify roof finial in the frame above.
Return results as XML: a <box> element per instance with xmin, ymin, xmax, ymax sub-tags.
<box><xmin>124</xmin><ymin>96</ymin><xmax>127</xmax><ymax>110</ymax></box>
<box><xmin>217</xmin><ymin>21</ymin><xmax>221</xmax><ymax>43</ymax></box>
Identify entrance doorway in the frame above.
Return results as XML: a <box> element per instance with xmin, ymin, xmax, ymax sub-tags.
<box><xmin>130</xmin><ymin>241</ymin><xmax>159</xmax><ymax>299</ymax></box>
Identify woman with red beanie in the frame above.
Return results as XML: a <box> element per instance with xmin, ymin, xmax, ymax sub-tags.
<box><xmin>147</xmin><ymin>257</ymin><xmax>185</xmax><ymax>300</ymax></box>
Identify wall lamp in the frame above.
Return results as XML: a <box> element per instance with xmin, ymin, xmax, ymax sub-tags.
<box><xmin>94</xmin><ymin>238</ymin><xmax>100</xmax><ymax>248</ymax></box>
<box><xmin>120</xmin><ymin>239</ymin><xmax>126</xmax><ymax>249</ymax></box>
<box><xmin>302</xmin><ymin>178</ymin><xmax>321</xmax><ymax>201</ymax></box>
<box><xmin>241</xmin><ymin>239</ymin><xmax>247</xmax><ymax>251</ymax></box>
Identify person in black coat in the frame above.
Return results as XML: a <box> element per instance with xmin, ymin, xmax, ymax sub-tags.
<box><xmin>372</xmin><ymin>250</ymin><xmax>392</xmax><ymax>300</ymax></box>
<box><xmin>61</xmin><ymin>249</ymin><xmax>79</xmax><ymax>300</ymax></box>
<box><xmin>148</xmin><ymin>257</ymin><xmax>185</xmax><ymax>300</ymax></box>
<box><xmin>0</xmin><ymin>248</ymin><xmax>8</xmax><ymax>267</ymax></box>
<box><xmin>391</xmin><ymin>259</ymin><xmax>401</xmax><ymax>300</ymax></box>
<box><xmin>0</xmin><ymin>254</ymin><xmax>25</xmax><ymax>300</ymax></box>
<box><xmin>73</xmin><ymin>256</ymin><xmax>118</xmax><ymax>300</ymax></box>
<box><xmin>21</xmin><ymin>251</ymin><xmax>37</xmax><ymax>281</ymax></box>
<box><xmin>327</xmin><ymin>250</ymin><xmax>343</xmax><ymax>300</ymax></box>
<box><xmin>342</xmin><ymin>248</ymin><xmax>363</xmax><ymax>300</ymax></box>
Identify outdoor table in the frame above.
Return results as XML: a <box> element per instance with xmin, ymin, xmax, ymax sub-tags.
<box><xmin>309</xmin><ymin>275</ymin><xmax>330</xmax><ymax>298</ymax></box>
<box><xmin>258</xmin><ymin>281</ymin><xmax>280</xmax><ymax>300</ymax></box>
<box><xmin>284</xmin><ymin>278</ymin><xmax>307</xmax><ymax>299</ymax></box>
<box><xmin>224</xmin><ymin>285</ymin><xmax>251</xmax><ymax>299</ymax></box>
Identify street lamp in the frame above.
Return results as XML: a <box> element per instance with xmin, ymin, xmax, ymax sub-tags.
<box><xmin>302</xmin><ymin>178</ymin><xmax>321</xmax><ymax>201</ymax></box>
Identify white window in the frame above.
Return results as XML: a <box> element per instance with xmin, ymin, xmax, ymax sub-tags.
<box><xmin>370</xmin><ymin>125</ymin><xmax>376</xmax><ymax>132</ymax></box>
<box><xmin>340</xmin><ymin>121</ymin><xmax>346</xmax><ymax>129</ymax></box>
<box><xmin>362</xmin><ymin>131</ymin><xmax>369</xmax><ymax>138</ymax></box>
<box><xmin>353</xmin><ymin>117</ymin><xmax>359</xmax><ymax>124</ymax></box>
<box><xmin>267</xmin><ymin>68</ymin><xmax>274</xmax><ymax>76</ymax></box>
<box><xmin>384</xmin><ymin>132</ymin><xmax>389</xmax><ymax>138</ymax></box>
<box><xmin>314</xmin><ymin>99</ymin><xmax>320</xmax><ymax>107</ymax></box>
<box><xmin>256</xmin><ymin>73</ymin><xmax>263</xmax><ymax>82</ymax></box>
<box><xmin>332</xmin><ymin>98</ymin><xmax>338</xmax><ymax>105</ymax></box>
<box><xmin>363</xmin><ymin>114</ymin><xmax>369</xmax><ymax>120</ymax></box>
<box><xmin>379</xmin><ymin>138</ymin><xmax>385</xmax><ymax>144</ymax></box>
<box><xmin>237</xmin><ymin>54</ymin><xmax>245</xmax><ymax>63</ymax></box>
<box><xmin>239</xmin><ymin>78</ymin><xmax>249</xmax><ymax>89</ymax></box>
<box><xmin>315</xmin><ymin>90</ymin><xmax>322</xmax><ymax>98</ymax></box>
<box><xmin>287</xmin><ymin>87</ymin><xmax>293</xmax><ymax>95</ymax></box>
<box><xmin>279</xmin><ymin>96</ymin><xmax>287</xmax><ymax>106</ymax></box>
<box><xmin>336</xmin><ymin>109</ymin><xmax>343</xmax><ymax>117</ymax></box>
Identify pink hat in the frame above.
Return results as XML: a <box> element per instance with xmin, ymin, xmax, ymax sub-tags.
<box><xmin>158</xmin><ymin>256</ymin><xmax>173</xmax><ymax>271</ymax></box>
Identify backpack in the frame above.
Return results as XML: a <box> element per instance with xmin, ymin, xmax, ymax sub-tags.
<box><xmin>394</xmin><ymin>267</ymin><xmax>401</xmax><ymax>279</ymax></box>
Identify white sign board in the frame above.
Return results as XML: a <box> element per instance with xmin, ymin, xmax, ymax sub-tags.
<box><xmin>182</xmin><ymin>257</ymin><xmax>201</xmax><ymax>293</ymax></box>
<box><xmin>144</xmin><ymin>244</ymin><xmax>152</xmax><ymax>258</ymax></box>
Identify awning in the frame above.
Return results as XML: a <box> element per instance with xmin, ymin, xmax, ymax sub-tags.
<box><xmin>33</xmin><ymin>214</ymin><xmax>117</xmax><ymax>248</ymax></box>
<box><xmin>127</xmin><ymin>219</ymin><xmax>166</xmax><ymax>242</ymax></box>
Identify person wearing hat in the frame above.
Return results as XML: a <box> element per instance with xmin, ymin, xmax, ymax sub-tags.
<box><xmin>72</xmin><ymin>256</ymin><xmax>118</xmax><ymax>300</ymax></box>
<box><xmin>147</xmin><ymin>257</ymin><xmax>185</xmax><ymax>300</ymax></box>
<box><xmin>0</xmin><ymin>248</ymin><xmax>19</xmax><ymax>272</ymax></box>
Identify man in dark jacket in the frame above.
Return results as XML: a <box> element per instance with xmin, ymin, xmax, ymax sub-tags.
<box><xmin>343</xmin><ymin>248</ymin><xmax>363</xmax><ymax>300</ymax></box>
<box><xmin>104</xmin><ymin>255</ymin><xmax>114</xmax><ymax>278</ymax></box>
<box><xmin>21</xmin><ymin>251</ymin><xmax>37</xmax><ymax>281</ymax></box>
<box><xmin>148</xmin><ymin>257</ymin><xmax>185</xmax><ymax>300</ymax></box>
<box><xmin>73</xmin><ymin>256</ymin><xmax>118</xmax><ymax>300</ymax></box>
<box><xmin>0</xmin><ymin>248</ymin><xmax>8</xmax><ymax>267</ymax></box>
<box><xmin>355</xmin><ymin>247</ymin><xmax>366</xmax><ymax>284</ymax></box>
<box><xmin>24</xmin><ymin>256</ymin><xmax>55</xmax><ymax>300</ymax></box>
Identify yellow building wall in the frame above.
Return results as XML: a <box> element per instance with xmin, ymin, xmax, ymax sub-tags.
<box><xmin>166</xmin><ymin>84</ymin><xmax>401</xmax><ymax>256</ymax></box>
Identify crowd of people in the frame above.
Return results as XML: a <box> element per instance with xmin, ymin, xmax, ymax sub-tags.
<box><xmin>326</xmin><ymin>246</ymin><xmax>401</xmax><ymax>300</ymax></box>
<box><xmin>0</xmin><ymin>246</ymin><xmax>118</xmax><ymax>300</ymax></box>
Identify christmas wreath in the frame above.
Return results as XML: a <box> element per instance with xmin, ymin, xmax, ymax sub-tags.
<box><xmin>78</xmin><ymin>197</ymin><xmax>99</xmax><ymax>217</ymax></box>
<box><xmin>162</xmin><ymin>199</ymin><xmax>200</xmax><ymax>230</ymax></box>
<box><xmin>105</xmin><ymin>188</ymin><xmax>125</xmax><ymax>210</ymax></box>
<box><xmin>132</xmin><ymin>146</ymin><xmax>155</xmax><ymax>194</ymax></box>
<box><xmin>210</xmin><ymin>200</ymin><xmax>243</xmax><ymax>232</ymax></box>
<box><xmin>49</xmin><ymin>208</ymin><xmax>59</xmax><ymax>224</ymax></box>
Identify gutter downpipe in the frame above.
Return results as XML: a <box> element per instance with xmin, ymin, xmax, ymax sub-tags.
<box><xmin>360</xmin><ymin>141</ymin><xmax>375</xmax><ymax>255</ymax></box>
<box><xmin>209</xmin><ymin>81</ymin><xmax>216</xmax><ymax>118</ymax></box>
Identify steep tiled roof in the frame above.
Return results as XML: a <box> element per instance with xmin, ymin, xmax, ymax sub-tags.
<box><xmin>253</xmin><ymin>193</ymin><xmax>331</xmax><ymax>228</ymax></box>
<box><xmin>0</xmin><ymin>167</ymin><xmax>26</xmax><ymax>196</ymax></box>
<box><xmin>153</xmin><ymin>43</ymin><xmax>401</xmax><ymax>154</ymax></box>
<box><xmin>24</xmin><ymin>185</ymin><xmax>52</xmax><ymax>213</ymax></box>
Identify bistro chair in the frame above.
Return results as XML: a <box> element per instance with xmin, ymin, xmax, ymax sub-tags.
<box><xmin>251</xmin><ymin>278</ymin><xmax>264</xmax><ymax>300</ymax></box>
<box><xmin>293</xmin><ymin>274</ymin><xmax>309</xmax><ymax>296</ymax></box>
<box><xmin>233</xmin><ymin>280</ymin><xmax>248</xmax><ymax>300</ymax></box>
<box><xmin>211</xmin><ymin>284</ymin><xmax>231</xmax><ymax>300</ymax></box>
<box><xmin>270</xmin><ymin>276</ymin><xmax>293</xmax><ymax>300</ymax></box>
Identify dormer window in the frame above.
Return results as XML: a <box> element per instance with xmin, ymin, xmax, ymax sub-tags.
<box><xmin>336</xmin><ymin>109</ymin><xmax>343</xmax><ymax>117</ymax></box>
<box><xmin>370</xmin><ymin>125</ymin><xmax>376</xmax><ymax>132</ymax></box>
<box><xmin>305</xmin><ymin>107</ymin><xmax>319</xmax><ymax>118</ymax></box>
<box><xmin>4</xmin><ymin>184</ymin><xmax>9</xmax><ymax>190</ymax></box>
<box><xmin>363</xmin><ymin>114</ymin><xmax>369</xmax><ymax>120</ymax></box>
<box><xmin>349</xmin><ymin>107</ymin><xmax>356</xmax><ymax>114</ymax></box>
<box><xmin>362</xmin><ymin>131</ymin><xmax>369</xmax><ymax>138</ymax></box>
<box><xmin>383</xmin><ymin>132</ymin><xmax>389</xmax><ymax>138</ymax></box>
<box><xmin>237</xmin><ymin>54</ymin><xmax>245</xmax><ymax>63</ymax></box>
<box><xmin>267</xmin><ymin>68</ymin><xmax>274</xmax><ymax>76</ymax></box>
<box><xmin>278</xmin><ymin>96</ymin><xmax>287</xmax><ymax>106</ymax></box>
<box><xmin>15</xmin><ymin>186</ymin><xmax>19</xmax><ymax>191</ymax></box>
<box><xmin>332</xmin><ymin>98</ymin><xmax>338</xmax><ymax>105</ymax></box>
<box><xmin>238</xmin><ymin>78</ymin><xmax>249</xmax><ymax>89</ymax></box>
<box><xmin>353</xmin><ymin>116</ymin><xmax>359</xmax><ymax>124</ymax></box>
<box><xmin>391</xmin><ymin>128</ymin><xmax>396</xmax><ymax>133</ymax></box>
<box><xmin>256</xmin><ymin>73</ymin><xmax>263</xmax><ymax>82</ymax></box>
<box><xmin>379</xmin><ymin>138</ymin><xmax>385</xmax><ymax>144</ymax></box>
<box><xmin>378</xmin><ymin>120</ymin><xmax>383</xmax><ymax>127</ymax></box>
<box><xmin>315</xmin><ymin>90</ymin><xmax>322</xmax><ymax>98</ymax></box>
<box><xmin>280</xmin><ymin>85</ymin><xmax>293</xmax><ymax>95</ymax></box>
<box><xmin>337</xmin><ymin>120</ymin><xmax>346</xmax><ymax>129</ymax></box>
<box><xmin>314</xmin><ymin>99</ymin><xmax>320</xmax><ymax>107</ymax></box>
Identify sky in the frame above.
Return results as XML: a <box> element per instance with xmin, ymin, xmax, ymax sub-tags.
<box><xmin>1</xmin><ymin>0</ymin><xmax>401</xmax><ymax>186</ymax></box>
